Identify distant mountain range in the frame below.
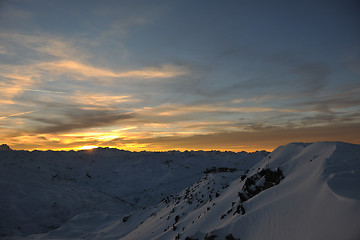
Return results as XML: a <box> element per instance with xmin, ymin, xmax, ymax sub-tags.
<box><xmin>1</xmin><ymin>142</ymin><xmax>359</xmax><ymax>240</ymax></box>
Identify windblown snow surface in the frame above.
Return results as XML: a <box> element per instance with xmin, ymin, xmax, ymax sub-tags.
<box><xmin>1</xmin><ymin>142</ymin><xmax>360</xmax><ymax>240</ymax></box>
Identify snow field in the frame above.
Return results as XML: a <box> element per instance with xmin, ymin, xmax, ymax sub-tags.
<box><xmin>2</xmin><ymin>142</ymin><xmax>360</xmax><ymax>240</ymax></box>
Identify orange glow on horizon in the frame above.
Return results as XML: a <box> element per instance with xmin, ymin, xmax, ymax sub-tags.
<box><xmin>77</xmin><ymin>145</ymin><xmax>99</xmax><ymax>150</ymax></box>
<box><xmin>4</xmin><ymin>123</ymin><xmax>360</xmax><ymax>153</ymax></box>
<box><xmin>19</xmin><ymin>144</ymin><xmax>274</xmax><ymax>153</ymax></box>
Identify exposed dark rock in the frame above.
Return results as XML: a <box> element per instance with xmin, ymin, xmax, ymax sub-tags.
<box><xmin>204</xmin><ymin>167</ymin><xmax>237</xmax><ymax>174</ymax></box>
<box><xmin>175</xmin><ymin>215</ymin><xmax>180</xmax><ymax>224</ymax></box>
<box><xmin>185</xmin><ymin>237</ymin><xmax>199</xmax><ymax>240</ymax></box>
<box><xmin>234</xmin><ymin>204</ymin><xmax>245</xmax><ymax>215</ymax></box>
<box><xmin>241</xmin><ymin>168</ymin><xmax>284</xmax><ymax>201</ymax></box>
<box><xmin>204</xmin><ymin>234</ymin><xmax>217</xmax><ymax>240</ymax></box>
<box><xmin>226</xmin><ymin>234</ymin><xmax>240</xmax><ymax>240</ymax></box>
<box><xmin>122</xmin><ymin>215</ymin><xmax>130</xmax><ymax>222</ymax></box>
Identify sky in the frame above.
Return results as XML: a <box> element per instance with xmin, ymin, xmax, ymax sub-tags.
<box><xmin>0</xmin><ymin>0</ymin><xmax>360</xmax><ymax>152</ymax></box>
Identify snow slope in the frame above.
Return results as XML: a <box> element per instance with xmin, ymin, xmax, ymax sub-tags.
<box><xmin>0</xmin><ymin>147</ymin><xmax>265</xmax><ymax>238</ymax></box>
<box><xmin>2</xmin><ymin>142</ymin><xmax>360</xmax><ymax>240</ymax></box>
<box><xmin>116</xmin><ymin>142</ymin><xmax>360</xmax><ymax>240</ymax></box>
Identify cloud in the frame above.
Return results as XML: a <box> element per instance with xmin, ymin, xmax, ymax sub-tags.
<box><xmin>0</xmin><ymin>83</ymin><xmax>20</xmax><ymax>104</ymax></box>
<box><xmin>0</xmin><ymin>45</ymin><xmax>8</xmax><ymax>55</ymax></box>
<box><xmin>299</xmin><ymin>111</ymin><xmax>360</xmax><ymax>126</ymax></box>
<box><xmin>157</xmin><ymin>105</ymin><xmax>274</xmax><ymax>116</ymax></box>
<box><xmin>293</xmin><ymin>85</ymin><xmax>360</xmax><ymax>113</ymax></box>
<box><xmin>0</xmin><ymin>111</ymin><xmax>34</xmax><ymax>120</ymax></box>
<box><xmin>0</xmin><ymin>32</ymin><xmax>87</xmax><ymax>60</ymax></box>
<box><xmin>125</xmin><ymin>122</ymin><xmax>360</xmax><ymax>152</ymax></box>
<box><xmin>0</xmin><ymin>33</ymin><xmax>74</xmax><ymax>103</ymax></box>
<box><xmin>134</xmin><ymin>103</ymin><xmax>296</xmax><ymax>119</ymax></box>
<box><xmin>0</xmin><ymin>74</ymin><xmax>37</xmax><ymax>105</ymax></box>
<box><xmin>94</xmin><ymin>1</ymin><xmax>169</xmax><ymax>38</ymax></box>
<box><xmin>25</xmin><ymin>108</ymin><xmax>134</xmax><ymax>134</ymax></box>
<box><xmin>21</xmin><ymin>89</ymin><xmax>65</xmax><ymax>94</ymax></box>
<box><xmin>188</xmin><ymin>49</ymin><xmax>332</xmax><ymax>101</ymax></box>
<box><xmin>69</xmin><ymin>91</ymin><xmax>136</xmax><ymax>109</ymax></box>
<box><xmin>38</xmin><ymin>60</ymin><xmax>188</xmax><ymax>79</ymax></box>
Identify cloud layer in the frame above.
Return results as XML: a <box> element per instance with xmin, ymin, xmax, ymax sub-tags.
<box><xmin>1</xmin><ymin>1</ymin><xmax>359</xmax><ymax>151</ymax></box>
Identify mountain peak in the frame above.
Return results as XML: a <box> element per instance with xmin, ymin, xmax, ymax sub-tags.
<box><xmin>0</xmin><ymin>144</ymin><xmax>12</xmax><ymax>151</ymax></box>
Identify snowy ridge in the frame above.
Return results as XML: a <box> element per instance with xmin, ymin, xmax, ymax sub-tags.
<box><xmin>2</xmin><ymin>142</ymin><xmax>360</xmax><ymax>240</ymax></box>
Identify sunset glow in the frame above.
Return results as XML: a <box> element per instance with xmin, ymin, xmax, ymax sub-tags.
<box><xmin>77</xmin><ymin>145</ymin><xmax>99</xmax><ymax>150</ymax></box>
<box><xmin>0</xmin><ymin>1</ymin><xmax>359</xmax><ymax>152</ymax></box>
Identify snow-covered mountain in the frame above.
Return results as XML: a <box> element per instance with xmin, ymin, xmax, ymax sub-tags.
<box><xmin>0</xmin><ymin>147</ymin><xmax>266</xmax><ymax>238</ymax></box>
<box><xmin>1</xmin><ymin>142</ymin><xmax>360</xmax><ymax>240</ymax></box>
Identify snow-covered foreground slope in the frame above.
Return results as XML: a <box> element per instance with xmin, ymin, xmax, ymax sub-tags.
<box><xmin>0</xmin><ymin>147</ymin><xmax>265</xmax><ymax>238</ymax></box>
<box><xmin>115</xmin><ymin>142</ymin><xmax>360</xmax><ymax>240</ymax></box>
<box><xmin>2</xmin><ymin>142</ymin><xmax>360</xmax><ymax>240</ymax></box>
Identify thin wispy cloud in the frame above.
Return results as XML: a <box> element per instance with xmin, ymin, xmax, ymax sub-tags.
<box><xmin>0</xmin><ymin>45</ymin><xmax>7</xmax><ymax>55</ymax></box>
<box><xmin>70</xmin><ymin>91</ymin><xmax>135</xmax><ymax>108</ymax></box>
<box><xmin>22</xmin><ymin>89</ymin><xmax>65</xmax><ymax>94</ymax></box>
<box><xmin>0</xmin><ymin>32</ymin><xmax>87</xmax><ymax>60</ymax></box>
<box><xmin>38</xmin><ymin>60</ymin><xmax>188</xmax><ymax>79</ymax></box>
<box><xmin>135</xmin><ymin>103</ymin><xmax>298</xmax><ymax>118</ymax></box>
<box><xmin>0</xmin><ymin>111</ymin><xmax>34</xmax><ymax>120</ymax></box>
